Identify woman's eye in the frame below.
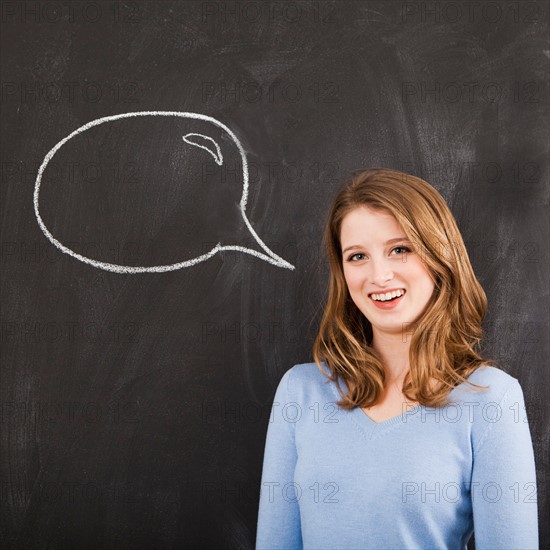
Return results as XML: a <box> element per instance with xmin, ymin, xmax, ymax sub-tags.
<box><xmin>347</xmin><ymin>253</ymin><xmax>365</xmax><ymax>262</ymax></box>
<box><xmin>392</xmin><ymin>246</ymin><xmax>411</xmax><ymax>255</ymax></box>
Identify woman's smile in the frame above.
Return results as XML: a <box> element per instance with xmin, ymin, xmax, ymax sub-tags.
<box><xmin>369</xmin><ymin>288</ymin><xmax>407</xmax><ymax>309</ymax></box>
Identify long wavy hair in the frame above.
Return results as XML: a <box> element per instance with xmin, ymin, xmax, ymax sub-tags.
<box><xmin>312</xmin><ymin>168</ymin><xmax>496</xmax><ymax>409</ymax></box>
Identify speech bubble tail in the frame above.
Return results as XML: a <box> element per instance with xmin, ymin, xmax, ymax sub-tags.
<box><xmin>218</xmin><ymin>245</ymin><xmax>295</xmax><ymax>270</ymax></box>
<box><xmin>226</xmin><ymin>209</ymin><xmax>295</xmax><ymax>270</ymax></box>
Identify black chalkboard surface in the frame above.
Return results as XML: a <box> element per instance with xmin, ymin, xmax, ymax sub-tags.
<box><xmin>1</xmin><ymin>1</ymin><xmax>548</xmax><ymax>548</ymax></box>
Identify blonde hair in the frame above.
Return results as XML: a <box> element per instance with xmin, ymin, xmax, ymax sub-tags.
<box><xmin>312</xmin><ymin>168</ymin><xmax>496</xmax><ymax>409</ymax></box>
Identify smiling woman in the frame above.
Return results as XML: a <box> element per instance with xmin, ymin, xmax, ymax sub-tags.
<box><xmin>256</xmin><ymin>168</ymin><xmax>539</xmax><ymax>549</ymax></box>
<box><xmin>340</xmin><ymin>206</ymin><xmax>437</xmax><ymax>364</ymax></box>
<box><xmin>314</xmin><ymin>168</ymin><xmax>492</xmax><ymax>411</ymax></box>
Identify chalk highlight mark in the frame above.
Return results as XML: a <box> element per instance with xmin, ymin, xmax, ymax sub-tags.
<box><xmin>182</xmin><ymin>133</ymin><xmax>223</xmax><ymax>165</ymax></box>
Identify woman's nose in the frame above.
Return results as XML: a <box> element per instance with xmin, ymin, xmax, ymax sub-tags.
<box><xmin>369</xmin><ymin>260</ymin><xmax>394</xmax><ymax>286</ymax></box>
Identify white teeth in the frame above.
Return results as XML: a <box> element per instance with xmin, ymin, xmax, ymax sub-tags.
<box><xmin>371</xmin><ymin>289</ymin><xmax>405</xmax><ymax>302</ymax></box>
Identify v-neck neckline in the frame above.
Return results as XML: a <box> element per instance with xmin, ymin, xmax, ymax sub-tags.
<box><xmin>356</xmin><ymin>402</ymin><xmax>423</xmax><ymax>427</ymax></box>
<box><xmin>329</xmin><ymin>374</ymin><xmax>425</xmax><ymax>437</ymax></box>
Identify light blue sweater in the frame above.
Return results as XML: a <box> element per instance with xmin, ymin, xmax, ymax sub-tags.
<box><xmin>256</xmin><ymin>363</ymin><xmax>538</xmax><ymax>549</ymax></box>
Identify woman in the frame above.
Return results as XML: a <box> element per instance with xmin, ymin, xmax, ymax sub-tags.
<box><xmin>256</xmin><ymin>168</ymin><xmax>538</xmax><ymax>549</ymax></box>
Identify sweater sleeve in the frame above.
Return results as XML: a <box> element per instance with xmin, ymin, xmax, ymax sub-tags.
<box><xmin>256</xmin><ymin>368</ymin><xmax>302</xmax><ymax>549</ymax></box>
<box><xmin>471</xmin><ymin>378</ymin><xmax>539</xmax><ymax>549</ymax></box>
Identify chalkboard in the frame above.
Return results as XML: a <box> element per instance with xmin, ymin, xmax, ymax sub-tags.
<box><xmin>1</xmin><ymin>1</ymin><xmax>548</xmax><ymax>548</ymax></box>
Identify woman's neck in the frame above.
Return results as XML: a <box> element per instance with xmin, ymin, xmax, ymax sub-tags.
<box><xmin>372</xmin><ymin>332</ymin><xmax>411</xmax><ymax>385</ymax></box>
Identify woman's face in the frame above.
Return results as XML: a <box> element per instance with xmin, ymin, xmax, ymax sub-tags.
<box><xmin>340</xmin><ymin>206</ymin><xmax>436</xmax><ymax>339</ymax></box>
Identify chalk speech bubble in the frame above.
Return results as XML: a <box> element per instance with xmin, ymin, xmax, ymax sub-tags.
<box><xmin>33</xmin><ymin>111</ymin><xmax>295</xmax><ymax>273</ymax></box>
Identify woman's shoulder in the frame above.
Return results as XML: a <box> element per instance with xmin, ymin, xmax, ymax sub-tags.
<box><xmin>455</xmin><ymin>365</ymin><xmax>533</xmax><ymax>455</ymax></box>
<box><xmin>285</xmin><ymin>362</ymin><xmax>522</xmax><ymax>389</ymax></box>
<box><xmin>464</xmin><ymin>363</ymin><xmax>518</xmax><ymax>384</ymax></box>
<box><xmin>278</xmin><ymin>362</ymin><xmax>526</xmax><ymax>408</ymax></box>
<box><xmin>450</xmin><ymin>363</ymin><xmax>524</xmax><ymax>405</ymax></box>
<box><xmin>288</xmin><ymin>361</ymin><xmax>330</xmax><ymax>384</ymax></box>
<box><xmin>278</xmin><ymin>361</ymin><xmax>334</xmax><ymax>401</ymax></box>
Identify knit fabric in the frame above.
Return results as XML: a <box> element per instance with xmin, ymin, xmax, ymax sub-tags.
<box><xmin>256</xmin><ymin>362</ymin><xmax>538</xmax><ymax>549</ymax></box>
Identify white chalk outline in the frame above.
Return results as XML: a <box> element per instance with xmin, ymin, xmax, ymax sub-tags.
<box><xmin>182</xmin><ymin>133</ymin><xmax>223</xmax><ymax>166</ymax></box>
<box><xmin>33</xmin><ymin>111</ymin><xmax>295</xmax><ymax>273</ymax></box>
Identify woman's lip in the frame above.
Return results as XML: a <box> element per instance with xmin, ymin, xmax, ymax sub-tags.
<box><xmin>368</xmin><ymin>288</ymin><xmax>406</xmax><ymax>297</ymax></box>
<box><xmin>369</xmin><ymin>292</ymin><xmax>406</xmax><ymax>309</ymax></box>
